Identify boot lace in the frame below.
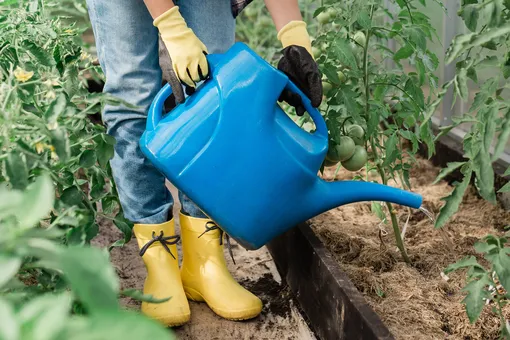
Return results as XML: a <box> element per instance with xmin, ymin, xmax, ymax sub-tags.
<box><xmin>198</xmin><ymin>221</ymin><xmax>236</xmax><ymax>265</ymax></box>
<box><xmin>139</xmin><ymin>230</ymin><xmax>180</xmax><ymax>259</ymax></box>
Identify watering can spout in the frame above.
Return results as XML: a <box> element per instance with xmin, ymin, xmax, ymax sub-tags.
<box><xmin>311</xmin><ymin>179</ymin><xmax>423</xmax><ymax>214</ymax></box>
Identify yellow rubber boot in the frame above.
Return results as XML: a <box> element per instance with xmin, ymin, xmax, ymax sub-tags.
<box><xmin>133</xmin><ymin>219</ymin><xmax>190</xmax><ymax>326</ymax></box>
<box><xmin>179</xmin><ymin>213</ymin><xmax>263</xmax><ymax>320</ymax></box>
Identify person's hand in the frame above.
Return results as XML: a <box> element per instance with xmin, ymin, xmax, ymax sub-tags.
<box><xmin>154</xmin><ymin>6</ymin><xmax>208</xmax><ymax>91</ymax></box>
<box><xmin>276</xmin><ymin>21</ymin><xmax>322</xmax><ymax>116</ymax></box>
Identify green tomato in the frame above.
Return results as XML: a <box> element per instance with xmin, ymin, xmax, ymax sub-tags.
<box><xmin>347</xmin><ymin>124</ymin><xmax>365</xmax><ymax>146</ymax></box>
<box><xmin>349</xmin><ymin>42</ymin><xmax>362</xmax><ymax>66</ymax></box>
<box><xmin>326</xmin><ymin>136</ymin><xmax>356</xmax><ymax>162</ymax></box>
<box><xmin>337</xmin><ymin>70</ymin><xmax>346</xmax><ymax>83</ymax></box>
<box><xmin>259</xmin><ymin>16</ymin><xmax>272</xmax><ymax>27</ymax></box>
<box><xmin>322</xmin><ymin>81</ymin><xmax>333</xmax><ymax>94</ymax></box>
<box><xmin>317</xmin><ymin>11</ymin><xmax>331</xmax><ymax>24</ymax></box>
<box><xmin>353</xmin><ymin>31</ymin><xmax>367</xmax><ymax>47</ymax></box>
<box><xmin>312</xmin><ymin>46</ymin><xmax>321</xmax><ymax>59</ymax></box>
<box><xmin>244</xmin><ymin>6</ymin><xmax>257</xmax><ymax>19</ymax></box>
<box><xmin>326</xmin><ymin>7</ymin><xmax>338</xmax><ymax>17</ymax></box>
<box><xmin>341</xmin><ymin>146</ymin><xmax>368</xmax><ymax>171</ymax></box>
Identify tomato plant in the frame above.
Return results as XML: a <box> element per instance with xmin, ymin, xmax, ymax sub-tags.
<box><xmin>0</xmin><ymin>1</ymin><xmax>173</xmax><ymax>337</ymax></box>
<box><xmin>310</xmin><ymin>0</ymin><xmax>442</xmax><ymax>264</ymax></box>
<box><xmin>433</xmin><ymin>0</ymin><xmax>510</xmax><ymax>334</ymax></box>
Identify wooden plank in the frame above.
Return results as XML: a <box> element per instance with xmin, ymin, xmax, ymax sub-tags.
<box><xmin>267</xmin><ymin>223</ymin><xmax>394</xmax><ymax>340</ymax></box>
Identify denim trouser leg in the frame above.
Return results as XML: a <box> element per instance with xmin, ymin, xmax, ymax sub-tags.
<box><xmin>86</xmin><ymin>0</ymin><xmax>235</xmax><ymax>224</ymax></box>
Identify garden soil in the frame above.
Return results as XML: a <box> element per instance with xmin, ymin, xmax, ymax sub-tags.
<box><xmin>93</xmin><ymin>185</ymin><xmax>315</xmax><ymax>340</ymax></box>
<box><xmin>312</xmin><ymin>156</ymin><xmax>510</xmax><ymax>340</ymax></box>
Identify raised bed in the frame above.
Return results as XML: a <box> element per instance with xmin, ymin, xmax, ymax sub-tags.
<box><xmin>267</xmin><ymin>125</ymin><xmax>510</xmax><ymax>340</ymax></box>
<box><xmin>267</xmin><ymin>224</ymin><xmax>394</xmax><ymax>340</ymax></box>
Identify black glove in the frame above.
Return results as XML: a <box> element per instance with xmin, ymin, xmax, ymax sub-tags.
<box><xmin>277</xmin><ymin>45</ymin><xmax>323</xmax><ymax>116</ymax></box>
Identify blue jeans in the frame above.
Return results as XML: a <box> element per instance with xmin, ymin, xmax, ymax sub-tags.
<box><xmin>86</xmin><ymin>0</ymin><xmax>236</xmax><ymax>224</ymax></box>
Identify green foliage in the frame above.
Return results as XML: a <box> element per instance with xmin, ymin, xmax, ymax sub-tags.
<box><xmin>0</xmin><ymin>2</ymin><xmax>174</xmax><ymax>338</ymax></box>
<box><xmin>445</xmin><ymin>235</ymin><xmax>510</xmax><ymax>336</ymax></box>
<box><xmin>437</xmin><ymin>0</ymin><xmax>510</xmax><ymax>236</ymax></box>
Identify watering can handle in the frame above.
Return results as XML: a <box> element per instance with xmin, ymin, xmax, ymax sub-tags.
<box><xmin>147</xmin><ymin>54</ymin><xmax>222</xmax><ymax>131</ymax></box>
<box><xmin>283</xmin><ymin>79</ymin><xmax>328</xmax><ymax>138</ymax></box>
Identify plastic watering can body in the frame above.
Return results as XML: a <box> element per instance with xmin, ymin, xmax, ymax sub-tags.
<box><xmin>140</xmin><ymin>42</ymin><xmax>422</xmax><ymax>250</ymax></box>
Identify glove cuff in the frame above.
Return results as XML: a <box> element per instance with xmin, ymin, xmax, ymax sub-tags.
<box><xmin>153</xmin><ymin>6</ymin><xmax>185</xmax><ymax>29</ymax></box>
<box><xmin>277</xmin><ymin>20</ymin><xmax>313</xmax><ymax>57</ymax></box>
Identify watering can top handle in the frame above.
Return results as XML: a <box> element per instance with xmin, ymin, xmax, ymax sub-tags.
<box><xmin>147</xmin><ymin>51</ymin><xmax>328</xmax><ymax>136</ymax></box>
<box><xmin>283</xmin><ymin>79</ymin><xmax>328</xmax><ymax>138</ymax></box>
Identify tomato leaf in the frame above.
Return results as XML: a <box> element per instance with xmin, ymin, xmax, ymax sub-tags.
<box><xmin>96</xmin><ymin>140</ymin><xmax>114</xmax><ymax>168</ymax></box>
<box><xmin>356</xmin><ymin>10</ymin><xmax>371</xmax><ymax>29</ymax></box>
<box><xmin>332</xmin><ymin>39</ymin><xmax>358</xmax><ymax>70</ymax></box>
<box><xmin>0</xmin><ymin>0</ymin><xmax>18</xmax><ymax>5</ymax></box>
<box><xmin>460</xmin><ymin>4</ymin><xmax>479</xmax><ymax>32</ymax></box>
<box><xmin>44</xmin><ymin>93</ymin><xmax>67</xmax><ymax>124</ymax></box>
<box><xmin>120</xmin><ymin>289</ymin><xmax>171</xmax><ymax>304</ymax></box>
<box><xmin>0</xmin><ymin>298</ymin><xmax>18</xmax><ymax>340</ymax></box>
<box><xmin>455</xmin><ymin>68</ymin><xmax>469</xmax><ymax>100</ymax></box>
<box><xmin>420</xmin><ymin>122</ymin><xmax>436</xmax><ymax>159</ymax></box>
<box><xmin>404</xmin><ymin>26</ymin><xmax>427</xmax><ymax>51</ymax></box>
<box><xmin>466</xmin><ymin>67</ymin><xmax>478</xmax><ymax>82</ymax></box>
<box><xmin>473</xmin><ymin>150</ymin><xmax>496</xmax><ymax>204</ymax></box>
<box><xmin>444</xmin><ymin>255</ymin><xmax>485</xmax><ymax>274</ymax></box>
<box><xmin>6</xmin><ymin>152</ymin><xmax>28</xmax><ymax>190</ymax></box>
<box><xmin>498</xmin><ymin>181</ymin><xmax>510</xmax><ymax>193</ymax></box>
<box><xmin>79</xmin><ymin>150</ymin><xmax>96</xmax><ymax>168</ymax></box>
<box><xmin>11</xmin><ymin>175</ymin><xmax>54</xmax><ymax>228</ymax></box>
<box><xmin>394</xmin><ymin>44</ymin><xmax>414</xmax><ymax>61</ymax></box>
<box><xmin>461</xmin><ymin>276</ymin><xmax>491</xmax><ymax>323</ymax></box>
<box><xmin>101</xmin><ymin>196</ymin><xmax>119</xmax><ymax>215</ymax></box>
<box><xmin>50</xmin><ymin>128</ymin><xmax>70</xmax><ymax>162</ymax></box>
<box><xmin>58</xmin><ymin>246</ymin><xmax>119</xmax><ymax>313</ymax></box>
<box><xmin>17</xmin><ymin>293</ymin><xmax>71</xmax><ymax>340</ymax></box>
<box><xmin>60</xmin><ymin>186</ymin><xmax>82</xmax><ymax>206</ymax></box>
<box><xmin>322</xmin><ymin>64</ymin><xmax>341</xmax><ymax>84</ymax></box>
<box><xmin>371</xmin><ymin>201</ymin><xmax>386</xmax><ymax>221</ymax></box>
<box><xmin>433</xmin><ymin>162</ymin><xmax>466</xmax><ymax>185</ymax></box>
<box><xmin>447</xmin><ymin>24</ymin><xmax>510</xmax><ymax>63</ymax></box>
<box><xmin>383</xmin><ymin>133</ymin><xmax>398</xmax><ymax>166</ymax></box>
<box><xmin>61</xmin><ymin>309</ymin><xmax>173</xmax><ymax>339</ymax></box>
<box><xmin>415</xmin><ymin>59</ymin><xmax>425</xmax><ymax>86</ymax></box>
<box><xmin>484</xmin><ymin>105</ymin><xmax>498</xmax><ymax>152</ymax></box>
<box><xmin>395</xmin><ymin>0</ymin><xmax>406</xmax><ymax>8</ymax></box>
<box><xmin>404</xmin><ymin>78</ymin><xmax>425</xmax><ymax>109</ymax></box>
<box><xmin>63</xmin><ymin>66</ymin><xmax>79</xmax><ymax>98</ymax></box>
<box><xmin>486</xmin><ymin>248</ymin><xmax>510</xmax><ymax>292</ymax></box>
<box><xmin>492</xmin><ymin>109</ymin><xmax>510</xmax><ymax>161</ymax></box>
<box><xmin>21</xmin><ymin>41</ymin><xmax>55</xmax><ymax>67</ymax></box>
<box><xmin>435</xmin><ymin>167</ymin><xmax>472</xmax><ymax>228</ymax></box>
<box><xmin>113</xmin><ymin>214</ymin><xmax>133</xmax><ymax>247</ymax></box>
<box><xmin>313</xmin><ymin>6</ymin><xmax>326</xmax><ymax>17</ymax></box>
<box><xmin>0</xmin><ymin>256</ymin><xmax>21</xmax><ymax>289</ymax></box>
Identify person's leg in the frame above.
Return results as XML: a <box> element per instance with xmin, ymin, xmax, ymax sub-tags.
<box><xmin>86</xmin><ymin>0</ymin><xmax>189</xmax><ymax>326</ymax></box>
<box><xmin>175</xmin><ymin>0</ymin><xmax>236</xmax><ymax>218</ymax></box>
<box><xmin>175</xmin><ymin>0</ymin><xmax>263</xmax><ymax>321</ymax></box>
<box><xmin>87</xmin><ymin>0</ymin><xmax>172</xmax><ymax>225</ymax></box>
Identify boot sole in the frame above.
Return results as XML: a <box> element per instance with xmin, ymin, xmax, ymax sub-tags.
<box><xmin>184</xmin><ymin>287</ymin><xmax>262</xmax><ymax>321</ymax></box>
<box><xmin>152</xmin><ymin>313</ymin><xmax>191</xmax><ymax>327</ymax></box>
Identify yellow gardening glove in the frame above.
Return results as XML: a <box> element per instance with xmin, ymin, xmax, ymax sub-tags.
<box><xmin>154</xmin><ymin>6</ymin><xmax>208</xmax><ymax>88</ymax></box>
<box><xmin>277</xmin><ymin>20</ymin><xmax>313</xmax><ymax>58</ymax></box>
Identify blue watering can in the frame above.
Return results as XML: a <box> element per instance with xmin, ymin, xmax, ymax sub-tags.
<box><xmin>140</xmin><ymin>42</ymin><xmax>422</xmax><ymax>250</ymax></box>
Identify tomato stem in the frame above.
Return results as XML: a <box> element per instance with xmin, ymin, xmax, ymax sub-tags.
<box><xmin>363</xmin><ymin>5</ymin><xmax>410</xmax><ymax>264</ymax></box>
